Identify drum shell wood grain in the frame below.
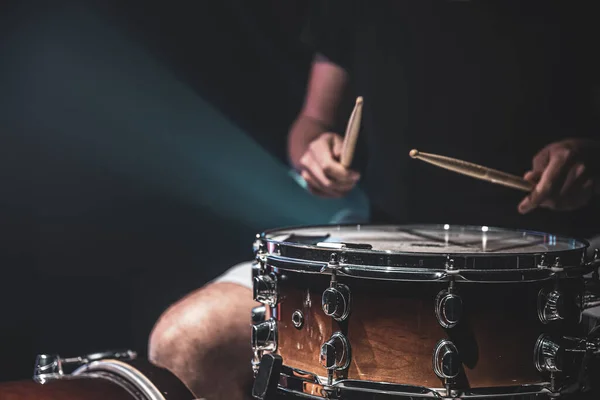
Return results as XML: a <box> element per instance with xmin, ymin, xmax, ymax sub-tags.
<box><xmin>272</xmin><ymin>268</ymin><xmax>585</xmax><ymax>389</ymax></box>
<box><xmin>0</xmin><ymin>360</ymin><xmax>195</xmax><ymax>400</ymax></box>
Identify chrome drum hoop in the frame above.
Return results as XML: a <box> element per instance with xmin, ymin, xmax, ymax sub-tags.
<box><xmin>276</xmin><ymin>365</ymin><xmax>553</xmax><ymax>399</ymax></box>
<box><xmin>261</xmin><ymin>224</ymin><xmax>592</xmax><ymax>283</ymax></box>
<box><xmin>266</xmin><ymin>255</ymin><xmax>593</xmax><ymax>283</ymax></box>
<box><xmin>73</xmin><ymin>360</ymin><xmax>168</xmax><ymax>400</ymax></box>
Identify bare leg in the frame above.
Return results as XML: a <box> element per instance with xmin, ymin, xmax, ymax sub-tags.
<box><xmin>149</xmin><ymin>282</ymin><xmax>259</xmax><ymax>400</ymax></box>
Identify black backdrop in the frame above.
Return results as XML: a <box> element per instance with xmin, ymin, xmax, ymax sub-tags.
<box><xmin>0</xmin><ymin>0</ymin><xmax>345</xmax><ymax>381</ymax></box>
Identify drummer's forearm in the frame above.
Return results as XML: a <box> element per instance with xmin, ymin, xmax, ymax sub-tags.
<box><xmin>149</xmin><ymin>282</ymin><xmax>257</xmax><ymax>400</ymax></box>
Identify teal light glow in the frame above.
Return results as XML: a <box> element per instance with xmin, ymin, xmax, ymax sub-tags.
<box><xmin>0</xmin><ymin>5</ymin><xmax>369</xmax><ymax>231</ymax></box>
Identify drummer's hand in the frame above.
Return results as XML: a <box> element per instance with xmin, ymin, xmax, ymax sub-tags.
<box><xmin>518</xmin><ymin>138</ymin><xmax>599</xmax><ymax>214</ymax></box>
<box><xmin>298</xmin><ymin>132</ymin><xmax>361</xmax><ymax>198</ymax></box>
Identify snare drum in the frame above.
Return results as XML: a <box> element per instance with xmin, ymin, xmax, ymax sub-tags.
<box><xmin>250</xmin><ymin>224</ymin><xmax>600</xmax><ymax>399</ymax></box>
<box><xmin>0</xmin><ymin>350</ymin><xmax>195</xmax><ymax>400</ymax></box>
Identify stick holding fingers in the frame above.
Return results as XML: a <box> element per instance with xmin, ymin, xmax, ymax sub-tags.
<box><xmin>340</xmin><ymin>96</ymin><xmax>364</xmax><ymax>168</ymax></box>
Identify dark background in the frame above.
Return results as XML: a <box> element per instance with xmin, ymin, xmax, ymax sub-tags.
<box><xmin>0</xmin><ymin>0</ymin><xmax>366</xmax><ymax>381</ymax></box>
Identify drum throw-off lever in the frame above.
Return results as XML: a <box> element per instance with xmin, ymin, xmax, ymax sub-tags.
<box><xmin>252</xmin><ymin>353</ymin><xmax>283</xmax><ymax>400</ymax></box>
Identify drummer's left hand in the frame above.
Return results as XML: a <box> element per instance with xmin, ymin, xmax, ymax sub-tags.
<box><xmin>518</xmin><ymin>138</ymin><xmax>600</xmax><ymax>214</ymax></box>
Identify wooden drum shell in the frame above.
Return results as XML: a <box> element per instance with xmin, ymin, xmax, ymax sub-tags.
<box><xmin>273</xmin><ymin>269</ymin><xmax>585</xmax><ymax>389</ymax></box>
<box><xmin>1</xmin><ymin>379</ymin><xmax>135</xmax><ymax>400</ymax></box>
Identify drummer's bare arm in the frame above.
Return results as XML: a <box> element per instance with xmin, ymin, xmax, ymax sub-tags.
<box><xmin>148</xmin><ymin>282</ymin><xmax>258</xmax><ymax>400</ymax></box>
<box><xmin>288</xmin><ymin>53</ymin><xmax>348</xmax><ymax>169</ymax></box>
<box><xmin>288</xmin><ymin>54</ymin><xmax>360</xmax><ymax>197</ymax></box>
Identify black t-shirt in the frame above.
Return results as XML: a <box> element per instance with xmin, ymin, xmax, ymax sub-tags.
<box><xmin>305</xmin><ymin>0</ymin><xmax>600</xmax><ymax>237</ymax></box>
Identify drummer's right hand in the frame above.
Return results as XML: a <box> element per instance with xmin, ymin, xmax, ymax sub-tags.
<box><xmin>298</xmin><ymin>132</ymin><xmax>361</xmax><ymax>198</ymax></box>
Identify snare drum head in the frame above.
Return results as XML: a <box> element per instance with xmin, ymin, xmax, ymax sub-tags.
<box><xmin>262</xmin><ymin>224</ymin><xmax>589</xmax><ymax>280</ymax></box>
<box><xmin>266</xmin><ymin>224</ymin><xmax>586</xmax><ymax>254</ymax></box>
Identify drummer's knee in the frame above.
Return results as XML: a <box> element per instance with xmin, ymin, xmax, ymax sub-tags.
<box><xmin>148</xmin><ymin>282</ymin><xmax>257</xmax><ymax>398</ymax></box>
<box><xmin>147</xmin><ymin>294</ymin><xmax>196</xmax><ymax>370</ymax></box>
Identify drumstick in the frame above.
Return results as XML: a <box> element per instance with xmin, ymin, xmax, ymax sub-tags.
<box><xmin>340</xmin><ymin>96</ymin><xmax>363</xmax><ymax>168</ymax></box>
<box><xmin>409</xmin><ymin>149</ymin><xmax>534</xmax><ymax>192</ymax></box>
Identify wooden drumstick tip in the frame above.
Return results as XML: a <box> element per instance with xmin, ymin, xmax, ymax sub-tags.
<box><xmin>356</xmin><ymin>96</ymin><xmax>363</xmax><ymax>105</ymax></box>
<box><xmin>409</xmin><ymin>149</ymin><xmax>419</xmax><ymax>159</ymax></box>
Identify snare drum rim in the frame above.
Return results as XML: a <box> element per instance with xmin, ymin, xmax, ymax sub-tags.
<box><xmin>261</xmin><ymin>224</ymin><xmax>590</xmax><ymax>282</ymax></box>
<box><xmin>274</xmin><ymin>364</ymin><xmax>554</xmax><ymax>399</ymax></box>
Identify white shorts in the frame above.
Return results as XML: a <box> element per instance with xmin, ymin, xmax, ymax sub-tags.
<box><xmin>212</xmin><ymin>260</ymin><xmax>254</xmax><ymax>289</ymax></box>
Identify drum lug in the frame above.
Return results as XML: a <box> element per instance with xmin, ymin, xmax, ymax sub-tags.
<box><xmin>437</xmin><ymin>258</ymin><xmax>462</xmax><ymax>329</ymax></box>
<box><xmin>321</xmin><ymin>253</ymin><xmax>352</xmax><ymax>322</ymax></box>
<box><xmin>252</xmin><ymin>305</ymin><xmax>267</xmax><ymax>325</ymax></box>
<box><xmin>252</xmin><ymin>318</ymin><xmax>278</xmax><ymax>352</ymax></box>
<box><xmin>320</xmin><ymin>332</ymin><xmax>351</xmax><ymax>376</ymax></box>
<box><xmin>432</xmin><ymin>339</ymin><xmax>461</xmax><ymax>396</ymax></box>
<box><xmin>432</xmin><ymin>340</ymin><xmax>460</xmax><ymax>379</ymax></box>
<box><xmin>33</xmin><ymin>350</ymin><xmax>137</xmax><ymax>384</ymax></box>
<box><xmin>538</xmin><ymin>288</ymin><xmax>566</xmax><ymax>324</ymax></box>
<box><xmin>435</xmin><ymin>289</ymin><xmax>463</xmax><ymax>329</ymax></box>
<box><xmin>253</xmin><ymin>272</ymin><xmax>279</xmax><ymax>306</ymax></box>
<box><xmin>534</xmin><ymin>335</ymin><xmax>562</xmax><ymax>373</ymax></box>
<box><xmin>322</xmin><ymin>283</ymin><xmax>351</xmax><ymax>322</ymax></box>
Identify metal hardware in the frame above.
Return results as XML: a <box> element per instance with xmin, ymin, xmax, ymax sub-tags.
<box><xmin>432</xmin><ymin>339</ymin><xmax>460</xmax><ymax>380</ymax></box>
<box><xmin>317</xmin><ymin>242</ymin><xmax>373</xmax><ymax>250</ymax></box>
<box><xmin>267</xmin><ymin>256</ymin><xmax>572</xmax><ymax>283</ymax></box>
<box><xmin>435</xmin><ymin>289</ymin><xmax>462</xmax><ymax>329</ymax></box>
<box><xmin>580</xmin><ymin>292</ymin><xmax>600</xmax><ymax>310</ymax></box>
<box><xmin>253</xmin><ymin>233</ymin><xmax>264</xmax><ymax>255</ymax></box>
<box><xmin>445</xmin><ymin>256</ymin><xmax>457</xmax><ymax>274</ymax></box>
<box><xmin>72</xmin><ymin>359</ymin><xmax>170</xmax><ymax>400</ymax></box>
<box><xmin>534</xmin><ymin>335</ymin><xmax>562</xmax><ymax>373</ymax></box>
<box><xmin>580</xmin><ymin>276</ymin><xmax>600</xmax><ymax>311</ymax></box>
<box><xmin>292</xmin><ymin>310</ymin><xmax>304</xmax><ymax>329</ymax></box>
<box><xmin>266</xmin><ymin>253</ymin><xmax>589</xmax><ymax>283</ymax></box>
<box><xmin>33</xmin><ymin>354</ymin><xmax>63</xmax><ymax>383</ymax></box>
<box><xmin>538</xmin><ymin>288</ymin><xmax>565</xmax><ymax>324</ymax></box>
<box><xmin>250</xmin><ymin>306</ymin><xmax>270</xmax><ymax>377</ymax></box>
<box><xmin>320</xmin><ymin>332</ymin><xmax>351</xmax><ymax>371</ymax></box>
<box><xmin>320</xmin><ymin>253</ymin><xmax>341</xmax><ymax>274</ymax></box>
<box><xmin>592</xmin><ymin>248</ymin><xmax>600</xmax><ymax>280</ymax></box>
<box><xmin>551</xmin><ymin>256</ymin><xmax>564</xmax><ymax>272</ymax></box>
<box><xmin>262</xmin><ymin>224</ymin><xmax>588</xmax><ymax>283</ymax></box>
<box><xmin>273</xmin><ymin>364</ymin><xmax>553</xmax><ymax>399</ymax></box>
<box><xmin>34</xmin><ymin>350</ymin><xmax>137</xmax><ymax>384</ymax></box>
<box><xmin>322</xmin><ymin>283</ymin><xmax>351</xmax><ymax>321</ymax></box>
<box><xmin>252</xmin><ymin>353</ymin><xmax>283</xmax><ymax>400</ymax></box>
<box><xmin>253</xmin><ymin>273</ymin><xmax>278</xmax><ymax>306</ymax></box>
<box><xmin>254</xmin><ymin>234</ymin><xmax>268</xmax><ymax>274</ymax></box>
<box><xmin>252</xmin><ymin>305</ymin><xmax>267</xmax><ymax>325</ymax></box>
<box><xmin>252</xmin><ymin>318</ymin><xmax>278</xmax><ymax>352</ymax></box>
<box><xmin>538</xmin><ymin>254</ymin><xmax>547</xmax><ymax>269</ymax></box>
